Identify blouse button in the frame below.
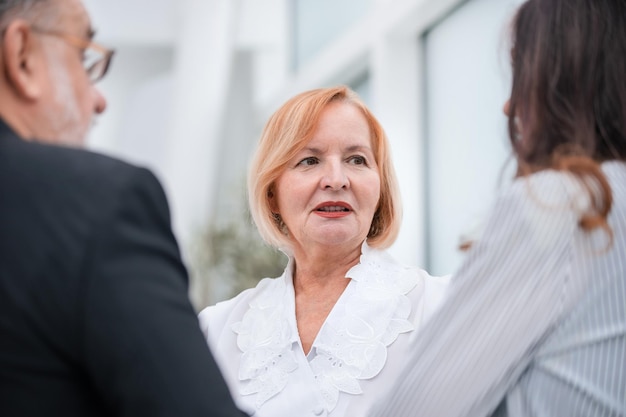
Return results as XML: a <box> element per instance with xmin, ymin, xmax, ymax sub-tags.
<box><xmin>313</xmin><ymin>406</ymin><xmax>324</xmax><ymax>415</ymax></box>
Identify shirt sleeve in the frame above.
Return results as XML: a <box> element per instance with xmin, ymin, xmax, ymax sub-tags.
<box><xmin>368</xmin><ymin>172</ymin><xmax>588</xmax><ymax>417</ymax></box>
<box><xmin>80</xmin><ymin>167</ymin><xmax>247</xmax><ymax>417</ymax></box>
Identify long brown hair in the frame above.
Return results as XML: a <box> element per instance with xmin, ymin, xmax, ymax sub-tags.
<box><xmin>508</xmin><ymin>0</ymin><xmax>626</xmax><ymax>233</ymax></box>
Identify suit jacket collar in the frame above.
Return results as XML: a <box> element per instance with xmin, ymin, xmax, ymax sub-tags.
<box><xmin>0</xmin><ymin>117</ymin><xmax>23</xmax><ymax>143</ymax></box>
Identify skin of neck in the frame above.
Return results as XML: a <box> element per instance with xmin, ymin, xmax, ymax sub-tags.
<box><xmin>291</xmin><ymin>241</ymin><xmax>365</xmax><ymax>355</ymax></box>
<box><xmin>291</xmin><ymin>242</ymin><xmax>363</xmax><ymax>296</ymax></box>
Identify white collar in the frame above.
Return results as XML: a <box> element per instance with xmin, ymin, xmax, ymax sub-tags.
<box><xmin>231</xmin><ymin>241</ymin><xmax>419</xmax><ymax>412</ymax></box>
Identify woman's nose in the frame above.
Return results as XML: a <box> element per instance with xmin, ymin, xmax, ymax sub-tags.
<box><xmin>503</xmin><ymin>99</ymin><xmax>511</xmax><ymax>117</ymax></box>
<box><xmin>321</xmin><ymin>162</ymin><xmax>349</xmax><ymax>190</ymax></box>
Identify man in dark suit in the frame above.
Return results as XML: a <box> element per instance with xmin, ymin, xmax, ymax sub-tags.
<box><xmin>0</xmin><ymin>0</ymin><xmax>246</xmax><ymax>416</ymax></box>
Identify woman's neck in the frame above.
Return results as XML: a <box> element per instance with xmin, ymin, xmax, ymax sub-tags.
<box><xmin>291</xmin><ymin>243</ymin><xmax>362</xmax><ymax>355</ymax></box>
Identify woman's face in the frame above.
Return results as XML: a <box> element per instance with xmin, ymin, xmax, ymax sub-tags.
<box><xmin>271</xmin><ymin>101</ymin><xmax>381</xmax><ymax>255</ymax></box>
<box><xmin>504</xmin><ymin>98</ymin><xmax>524</xmax><ymax>142</ymax></box>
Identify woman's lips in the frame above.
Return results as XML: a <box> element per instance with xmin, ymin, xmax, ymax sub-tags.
<box><xmin>314</xmin><ymin>202</ymin><xmax>352</xmax><ymax>218</ymax></box>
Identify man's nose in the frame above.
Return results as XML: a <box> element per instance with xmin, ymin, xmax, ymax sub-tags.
<box><xmin>93</xmin><ymin>87</ymin><xmax>107</xmax><ymax>114</ymax></box>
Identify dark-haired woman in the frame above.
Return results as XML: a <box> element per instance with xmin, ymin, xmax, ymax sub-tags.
<box><xmin>369</xmin><ymin>0</ymin><xmax>626</xmax><ymax>416</ymax></box>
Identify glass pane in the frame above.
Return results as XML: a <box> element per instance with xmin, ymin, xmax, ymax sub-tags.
<box><xmin>423</xmin><ymin>0</ymin><xmax>523</xmax><ymax>275</ymax></box>
<box><xmin>349</xmin><ymin>73</ymin><xmax>371</xmax><ymax>105</ymax></box>
<box><xmin>292</xmin><ymin>0</ymin><xmax>373</xmax><ymax>69</ymax></box>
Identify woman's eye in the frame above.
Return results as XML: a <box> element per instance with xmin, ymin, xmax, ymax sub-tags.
<box><xmin>297</xmin><ymin>157</ymin><xmax>318</xmax><ymax>166</ymax></box>
<box><xmin>348</xmin><ymin>155</ymin><xmax>367</xmax><ymax>165</ymax></box>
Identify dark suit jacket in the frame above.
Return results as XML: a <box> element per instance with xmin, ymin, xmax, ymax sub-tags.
<box><xmin>0</xmin><ymin>120</ymin><xmax>246</xmax><ymax>417</ymax></box>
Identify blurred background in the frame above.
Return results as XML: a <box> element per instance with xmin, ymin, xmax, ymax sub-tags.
<box><xmin>82</xmin><ymin>0</ymin><xmax>523</xmax><ymax>308</ymax></box>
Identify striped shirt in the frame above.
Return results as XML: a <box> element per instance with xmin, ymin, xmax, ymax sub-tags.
<box><xmin>369</xmin><ymin>161</ymin><xmax>626</xmax><ymax>417</ymax></box>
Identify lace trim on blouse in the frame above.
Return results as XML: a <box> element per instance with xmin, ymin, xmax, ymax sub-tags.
<box><xmin>231</xmin><ymin>243</ymin><xmax>419</xmax><ymax>412</ymax></box>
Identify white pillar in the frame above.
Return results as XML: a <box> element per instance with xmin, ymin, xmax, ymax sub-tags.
<box><xmin>163</xmin><ymin>0</ymin><xmax>242</xmax><ymax>248</ymax></box>
<box><xmin>370</xmin><ymin>35</ymin><xmax>425</xmax><ymax>267</ymax></box>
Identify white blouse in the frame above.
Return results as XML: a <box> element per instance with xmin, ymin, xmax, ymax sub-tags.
<box><xmin>198</xmin><ymin>242</ymin><xmax>449</xmax><ymax>417</ymax></box>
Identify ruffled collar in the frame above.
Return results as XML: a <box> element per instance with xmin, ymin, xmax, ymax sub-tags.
<box><xmin>231</xmin><ymin>242</ymin><xmax>419</xmax><ymax>412</ymax></box>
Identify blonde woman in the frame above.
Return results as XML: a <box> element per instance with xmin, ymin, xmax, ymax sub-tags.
<box><xmin>199</xmin><ymin>86</ymin><xmax>448</xmax><ymax>417</ymax></box>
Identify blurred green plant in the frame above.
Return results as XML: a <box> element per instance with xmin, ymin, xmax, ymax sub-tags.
<box><xmin>188</xmin><ymin>210</ymin><xmax>287</xmax><ymax>310</ymax></box>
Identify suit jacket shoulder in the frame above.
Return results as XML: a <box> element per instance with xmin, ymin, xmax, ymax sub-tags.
<box><xmin>0</xmin><ymin>125</ymin><xmax>245</xmax><ymax>417</ymax></box>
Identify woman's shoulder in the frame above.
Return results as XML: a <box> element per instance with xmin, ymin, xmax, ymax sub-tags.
<box><xmin>359</xmin><ymin>243</ymin><xmax>449</xmax><ymax>286</ymax></box>
<box><xmin>506</xmin><ymin>169</ymin><xmax>592</xmax><ymax>211</ymax></box>
<box><xmin>360</xmin><ymin>244</ymin><xmax>451</xmax><ymax>304</ymax></box>
<box><xmin>422</xmin><ymin>271</ymin><xmax>451</xmax><ymax>314</ymax></box>
<box><xmin>198</xmin><ymin>275</ymin><xmax>287</xmax><ymax>337</ymax></box>
<box><xmin>422</xmin><ymin>271</ymin><xmax>451</xmax><ymax>291</ymax></box>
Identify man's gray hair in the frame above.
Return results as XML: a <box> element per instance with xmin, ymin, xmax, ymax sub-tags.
<box><xmin>0</xmin><ymin>0</ymin><xmax>50</xmax><ymax>30</ymax></box>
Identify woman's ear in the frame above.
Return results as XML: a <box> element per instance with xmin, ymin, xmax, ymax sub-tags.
<box><xmin>1</xmin><ymin>20</ymin><xmax>44</xmax><ymax>100</ymax></box>
<box><xmin>268</xmin><ymin>187</ymin><xmax>278</xmax><ymax>212</ymax></box>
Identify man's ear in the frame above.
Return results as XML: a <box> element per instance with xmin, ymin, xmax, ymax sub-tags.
<box><xmin>1</xmin><ymin>20</ymin><xmax>43</xmax><ymax>100</ymax></box>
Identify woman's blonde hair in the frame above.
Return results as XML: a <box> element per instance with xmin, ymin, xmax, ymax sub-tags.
<box><xmin>248</xmin><ymin>86</ymin><xmax>402</xmax><ymax>251</ymax></box>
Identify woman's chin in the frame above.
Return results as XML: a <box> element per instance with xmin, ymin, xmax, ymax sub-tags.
<box><xmin>311</xmin><ymin>232</ymin><xmax>365</xmax><ymax>250</ymax></box>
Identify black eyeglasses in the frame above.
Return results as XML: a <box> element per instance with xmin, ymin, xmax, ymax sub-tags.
<box><xmin>31</xmin><ymin>27</ymin><xmax>115</xmax><ymax>83</ymax></box>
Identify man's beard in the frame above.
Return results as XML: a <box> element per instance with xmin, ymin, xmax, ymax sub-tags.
<box><xmin>42</xmin><ymin>48</ymin><xmax>91</xmax><ymax>146</ymax></box>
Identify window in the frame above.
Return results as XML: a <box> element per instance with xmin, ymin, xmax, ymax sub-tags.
<box><xmin>291</xmin><ymin>0</ymin><xmax>373</xmax><ymax>69</ymax></box>
<box><xmin>349</xmin><ymin>72</ymin><xmax>371</xmax><ymax>104</ymax></box>
<box><xmin>422</xmin><ymin>0</ymin><xmax>521</xmax><ymax>275</ymax></box>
